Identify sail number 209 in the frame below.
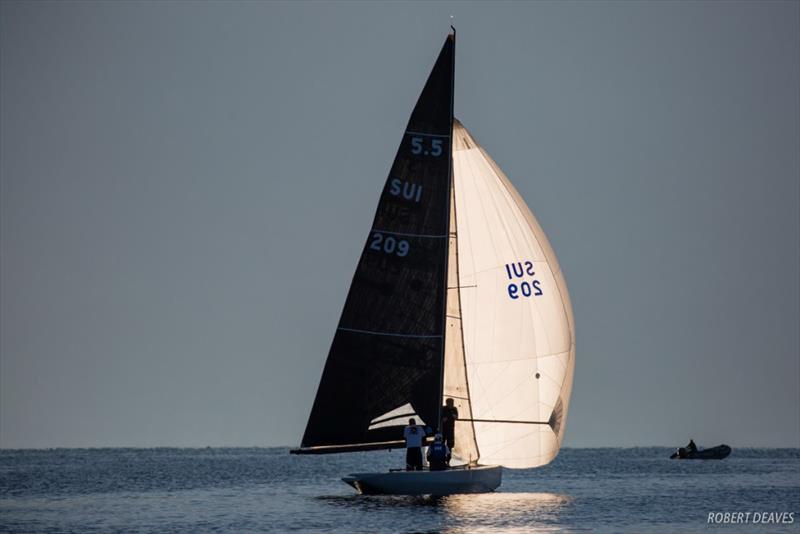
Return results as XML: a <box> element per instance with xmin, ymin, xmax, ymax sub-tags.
<box><xmin>370</xmin><ymin>232</ymin><xmax>409</xmax><ymax>257</ymax></box>
<box><xmin>505</xmin><ymin>260</ymin><xmax>543</xmax><ymax>299</ymax></box>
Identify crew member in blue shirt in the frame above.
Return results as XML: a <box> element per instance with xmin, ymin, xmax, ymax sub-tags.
<box><xmin>426</xmin><ymin>433</ymin><xmax>451</xmax><ymax>471</ymax></box>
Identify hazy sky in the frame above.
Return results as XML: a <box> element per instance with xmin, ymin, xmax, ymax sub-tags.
<box><xmin>1</xmin><ymin>1</ymin><xmax>798</xmax><ymax>449</ymax></box>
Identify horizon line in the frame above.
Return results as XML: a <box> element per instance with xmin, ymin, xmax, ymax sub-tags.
<box><xmin>2</xmin><ymin>444</ymin><xmax>798</xmax><ymax>451</ymax></box>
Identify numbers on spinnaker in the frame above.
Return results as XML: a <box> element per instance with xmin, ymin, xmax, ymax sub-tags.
<box><xmin>505</xmin><ymin>261</ymin><xmax>543</xmax><ymax>299</ymax></box>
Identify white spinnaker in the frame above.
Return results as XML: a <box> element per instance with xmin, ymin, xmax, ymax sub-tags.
<box><xmin>451</xmin><ymin>119</ymin><xmax>575</xmax><ymax>468</ymax></box>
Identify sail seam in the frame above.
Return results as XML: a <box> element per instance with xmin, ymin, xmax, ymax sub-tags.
<box><xmin>466</xmin><ymin>349</ymin><xmax>570</xmax><ymax>364</ymax></box>
<box><xmin>337</xmin><ymin>327</ymin><xmax>442</xmax><ymax>339</ymax></box>
<box><xmin>405</xmin><ymin>130</ymin><xmax>450</xmax><ymax>138</ymax></box>
<box><xmin>370</xmin><ymin>229</ymin><xmax>447</xmax><ymax>238</ymax></box>
<box><xmin>462</xmin><ymin>418</ymin><xmax>549</xmax><ymax>425</ymax></box>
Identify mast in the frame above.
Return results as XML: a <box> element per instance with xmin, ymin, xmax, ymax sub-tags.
<box><xmin>436</xmin><ymin>26</ymin><xmax>456</xmax><ymax>435</ymax></box>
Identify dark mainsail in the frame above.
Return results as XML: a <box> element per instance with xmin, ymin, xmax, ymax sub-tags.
<box><xmin>294</xmin><ymin>34</ymin><xmax>455</xmax><ymax>454</ymax></box>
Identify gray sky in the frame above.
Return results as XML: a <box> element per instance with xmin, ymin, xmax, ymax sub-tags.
<box><xmin>1</xmin><ymin>1</ymin><xmax>798</xmax><ymax>449</ymax></box>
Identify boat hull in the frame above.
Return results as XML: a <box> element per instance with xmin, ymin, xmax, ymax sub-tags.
<box><xmin>670</xmin><ymin>444</ymin><xmax>732</xmax><ymax>460</ymax></box>
<box><xmin>342</xmin><ymin>465</ymin><xmax>502</xmax><ymax>495</ymax></box>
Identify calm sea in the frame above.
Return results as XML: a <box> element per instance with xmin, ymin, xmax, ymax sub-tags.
<box><xmin>0</xmin><ymin>447</ymin><xmax>797</xmax><ymax>533</ymax></box>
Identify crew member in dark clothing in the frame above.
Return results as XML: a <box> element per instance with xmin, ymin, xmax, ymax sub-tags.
<box><xmin>403</xmin><ymin>418</ymin><xmax>425</xmax><ymax>471</ymax></box>
<box><xmin>441</xmin><ymin>398</ymin><xmax>459</xmax><ymax>452</ymax></box>
<box><xmin>687</xmin><ymin>439</ymin><xmax>698</xmax><ymax>453</ymax></box>
<box><xmin>426</xmin><ymin>434</ymin><xmax>451</xmax><ymax>471</ymax></box>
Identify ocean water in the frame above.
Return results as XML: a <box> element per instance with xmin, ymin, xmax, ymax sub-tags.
<box><xmin>0</xmin><ymin>447</ymin><xmax>797</xmax><ymax>533</ymax></box>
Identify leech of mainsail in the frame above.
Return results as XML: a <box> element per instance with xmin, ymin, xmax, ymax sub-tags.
<box><xmin>298</xmin><ymin>33</ymin><xmax>456</xmax><ymax>451</ymax></box>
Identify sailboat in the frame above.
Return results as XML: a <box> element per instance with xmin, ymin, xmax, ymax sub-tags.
<box><xmin>290</xmin><ymin>28</ymin><xmax>575</xmax><ymax>496</ymax></box>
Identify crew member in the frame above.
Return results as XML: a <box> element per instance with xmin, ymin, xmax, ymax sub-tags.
<box><xmin>426</xmin><ymin>434</ymin><xmax>451</xmax><ymax>471</ymax></box>
<box><xmin>441</xmin><ymin>398</ymin><xmax>459</xmax><ymax>451</ymax></box>
<box><xmin>403</xmin><ymin>418</ymin><xmax>425</xmax><ymax>471</ymax></box>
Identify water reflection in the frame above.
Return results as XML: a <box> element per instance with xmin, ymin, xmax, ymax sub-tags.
<box><xmin>316</xmin><ymin>494</ymin><xmax>442</xmax><ymax>510</ymax></box>
<box><xmin>440</xmin><ymin>492</ymin><xmax>572</xmax><ymax>532</ymax></box>
<box><xmin>318</xmin><ymin>491</ymin><xmax>572</xmax><ymax>532</ymax></box>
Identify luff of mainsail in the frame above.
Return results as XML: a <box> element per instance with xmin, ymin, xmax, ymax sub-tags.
<box><xmin>450</xmin><ymin>119</ymin><xmax>576</xmax><ymax>468</ymax></box>
<box><xmin>293</xmin><ymin>34</ymin><xmax>455</xmax><ymax>454</ymax></box>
